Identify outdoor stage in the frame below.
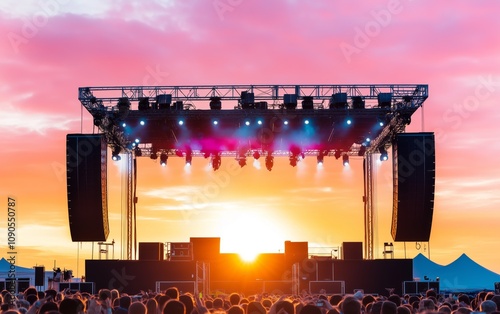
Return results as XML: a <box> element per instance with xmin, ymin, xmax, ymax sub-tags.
<box><xmin>85</xmin><ymin>253</ymin><xmax>413</xmax><ymax>296</ymax></box>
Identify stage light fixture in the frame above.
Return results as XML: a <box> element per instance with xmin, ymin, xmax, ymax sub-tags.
<box><xmin>160</xmin><ymin>153</ymin><xmax>168</xmax><ymax>166</ymax></box>
<box><xmin>257</xmin><ymin>120</ymin><xmax>263</xmax><ymax>125</ymax></box>
<box><xmin>346</xmin><ymin>119</ymin><xmax>352</xmax><ymax>125</ymax></box>
<box><xmin>213</xmin><ymin>120</ymin><xmax>219</xmax><ymax>126</ymax></box>
<box><xmin>334</xmin><ymin>151</ymin><xmax>341</xmax><ymax>159</ymax></box>
<box><xmin>212</xmin><ymin>154</ymin><xmax>221</xmax><ymax>171</ymax></box>
<box><xmin>342</xmin><ymin>154</ymin><xmax>349</xmax><ymax>166</ymax></box>
<box><xmin>304</xmin><ymin>119</ymin><xmax>310</xmax><ymax>125</ymax></box>
<box><xmin>265</xmin><ymin>155</ymin><xmax>274</xmax><ymax>171</ymax></box>
<box><xmin>365</xmin><ymin>137</ymin><xmax>371</xmax><ymax>143</ymax></box>
<box><xmin>379</xmin><ymin>147</ymin><xmax>389</xmax><ymax>161</ymax></box>
<box><xmin>245</xmin><ymin>120</ymin><xmax>250</xmax><ymax>126</ymax></box>
<box><xmin>135</xmin><ymin>138</ymin><xmax>140</xmax><ymax>143</ymax></box>
<box><xmin>253</xmin><ymin>151</ymin><xmax>260</xmax><ymax>160</ymax></box>
<box><xmin>178</xmin><ymin>120</ymin><xmax>184</xmax><ymax>126</ymax></box>
<box><xmin>289</xmin><ymin>155</ymin><xmax>298</xmax><ymax>167</ymax></box>
<box><xmin>140</xmin><ymin>120</ymin><xmax>145</xmax><ymax>126</ymax></box>
<box><xmin>238</xmin><ymin>157</ymin><xmax>247</xmax><ymax>167</ymax></box>
<box><xmin>122</xmin><ymin>122</ymin><xmax>127</xmax><ymax>127</ymax></box>
<box><xmin>185</xmin><ymin>148</ymin><xmax>192</xmax><ymax>165</ymax></box>
<box><xmin>134</xmin><ymin>146</ymin><xmax>142</xmax><ymax>157</ymax></box>
<box><xmin>112</xmin><ymin>147</ymin><xmax>121</xmax><ymax>161</ymax></box>
<box><xmin>317</xmin><ymin>152</ymin><xmax>324</xmax><ymax>164</ymax></box>
<box><xmin>379</xmin><ymin>121</ymin><xmax>384</xmax><ymax>127</ymax></box>
<box><xmin>284</xmin><ymin>120</ymin><xmax>289</xmax><ymax>125</ymax></box>
<box><xmin>150</xmin><ymin>150</ymin><xmax>158</xmax><ymax>160</ymax></box>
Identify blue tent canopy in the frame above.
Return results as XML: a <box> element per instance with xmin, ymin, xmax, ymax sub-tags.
<box><xmin>413</xmin><ymin>253</ymin><xmax>500</xmax><ymax>292</ymax></box>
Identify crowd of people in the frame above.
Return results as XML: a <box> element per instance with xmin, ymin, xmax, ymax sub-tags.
<box><xmin>1</xmin><ymin>286</ymin><xmax>500</xmax><ymax>314</ymax></box>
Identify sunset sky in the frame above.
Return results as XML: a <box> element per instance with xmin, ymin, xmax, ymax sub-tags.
<box><xmin>1</xmin><ymin>0</ymin><xmax>500</xmax><ymax>279</ymax></box>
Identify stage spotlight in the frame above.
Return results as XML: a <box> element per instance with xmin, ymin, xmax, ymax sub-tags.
<box><xmin>139</xmin><ymin>120</ymin><xmax>145</xmax><ymax>126</ymax></box>
<box><xmin>178</xmin><ymin>120</ymin><xmax>184</xmax><ymax>126</ymax></box>
<box><xmin>379</xmin><ymin>121</ymin><xmax>384</xmax><ymax>127</ymax></box>
<box><xmin>342</xmin><ymin>154</ymin><xmax>349</xmax><ymax>166</ymax></box>
<box><xmin>212</xmin><ymin>154</ymin><xmax>221</xmax><ymax>171</ymax></box>
<box><xmin>317</xmin><ymin>152</ymin><xmax>324</xmax><ymax>164</ymax></box>
<box><xmin>257</xmin><ymin>120</ymin><xmax>263</xmax><ymax>125</ymax></box>
<box><xmin>213</xmin><ymin>120</ymin><xmax>219</xmax><ymax>126</ymax></box>
<box><xmin>160</xmin><ymin>153</ymin><xmax>168</xmax><ymax>166</ymax></box>
<box><xmin>304</xmin><ymin>119</ymin><xmax>310</xmax><ymax>125</ymax></box>
<box><xmin>284</xmin><ymin>120</ymin><xmax>289</xmax><ymax>125</ymax></box>
<box><xmin>365</xmin><ymin>137</ymin><xmax>370</xmax><ymax>143</ymax></box>
<box><xmin>122</xmin><ymin>122</ymin><xmax>127</xmax><ymax>127</ymax></box>
<box><xmin>379</xmin><ymin>147</ymin><xmax>389</xmax><ymax>161</ymax></box>
<box><xmin>253</xmin><ymin>151</ymin><xmax>260</xmax><ymax>160</ymax></box>
<box><xmin>289</xmin><ymin>155</ymin><xmax>298</xmax><ymax>167</ymax></box>
<box><xmin>238</xmin><ymin>157</ymin><xmax>247</xmax><ymax>167</ymax></box>
<box><xmin>265</xmin><ymin>155</ymin><xmax>274</xmax><ymax>171</ymax></box>
<box><xmin>135</xmin><ymin>138</ymin><xmax>140</xmax><ymax>143</ymax></box>
<box><xmin>134</xmin><ymin>146</ymin><xmax>142</xmax><ymax>157</ymax></box>
<box><xmin>112</xmin><ymin>147</ymin><xmax>121</xmax><ymax>161</ymax></box>
<box><xmin>185</xmin><ymin>149</ymin><xmax>192</xmax><ymax>165</ymax></box>
<box><xmin>346</xmin><ymin>119</ymin><xmax>352</xmax><ymax>125</ymax></box>
<box><xmin>150</xmin><ymin>150</ymin><xmax>158</xmax><ymax>160</ymax></box>
<box><xmin>245</xmin><ymin>120</ymin><xmax>250</xmax><ymax>126</ymax></box>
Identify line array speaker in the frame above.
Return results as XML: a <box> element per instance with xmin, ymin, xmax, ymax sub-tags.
<box><xmin>392</xmin><ymin>132</ymin><xmax>435</xmax><ymax>242</ymax></box>
<box><xmin>66</xmin><ymin>134</ymin><xmax>109</xmax><ymax>242</ymax></box>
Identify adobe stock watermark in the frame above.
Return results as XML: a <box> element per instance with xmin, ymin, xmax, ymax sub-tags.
<box><xmin>142</xmin><ymin>64</ymin><xmax>170</xmax><ymax>86</ymax></box>
<box><xmin>107</xmin><ymin>267</ymin><xmax>136</xmax><ymax>292</ymax></box>
<box><xmin>379</xmin><ymin>75</ymin><xmax>500</xmax><ymax>186</ymax></box>
<box><xmin>339</xmin><ymin>0</ymin><xmax>409</xmax><ymax>63</ymax></box>
<box><xmin>7</xmin><ymin>0</ymin><xmax>70</xmax><ymax>54</ymax></box>
<box><xmin>435</xmin><ymin>75</ymin><xmax>499</xmax><ymax>143</ymax></box>
<box><xmin>213</xmin><ymin>0</ymin><xmax>244</xmax><ymax>21</ymax></box>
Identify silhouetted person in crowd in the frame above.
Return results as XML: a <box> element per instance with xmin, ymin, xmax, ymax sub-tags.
<box><xmin>179</xmin><ymin>294</ymin><xmax>194</xmax><ymax>314</ymax></box>
<box><xmin>129</xmin><ymin>301</ymin><xmax>147</xmax><ymax>314</ymax></box>
<box><xmin>397</xmin><ymin>305</ymin><xmax>411</xmax><ymax>314</ymax></box>
<box><xmin>246</xmin><ymin>301</ymin><xmax>266</xmax><ymax>314</ymax></box>
<box><xmin>115</xmin><ymin>296</ymin><xmax>133</xmax><ymax>314</ymax></box>
<box><xmin>480</xmin><ymin>300</ymin><xmax>498</xmax><ymax>314</ymax></box>
<box><xmin>228</xmin><ymin>305</ymin><xmax>245</xmax><ymax>314</ymax></box>
<box><xmin>229</xmin><ymin>293</ymin><xmax>241</xmax><ymax>306</ymax></box>
<box><xmin>418</xmin><ymin>299</ymin><xmax>436</xmax><ymax>313</ymax></box>
<box><xmin>163</xmin><ymin>299</ymin><xmax>185</xmax><ymax>314</ymax></box>
<box><xmin>382</xmin><ymin>301</ymin><xmax>397</xmax><ymax>314</ymax></box>
<box><xmin>165</xmin><ymin>288</ymin><xmax>180</xmax><ymax>301</ymax></box>
<box><xmin>342</xmin><ymin>296</ymin><xmax>362</xmax><ymax>314</ymax></box>
<box><xmin>146</xmin><ymin>298</ymin><xmax>160</xmax><ymax>314</ymax></box>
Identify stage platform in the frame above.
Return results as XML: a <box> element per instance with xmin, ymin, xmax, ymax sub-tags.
<box><xmin>86</xmin><ymin>255</ymin><xmax>412</xmax><ymax>296</ymax></box>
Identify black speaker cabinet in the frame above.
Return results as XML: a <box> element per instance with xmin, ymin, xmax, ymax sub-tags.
<box><xmin>285</xmin><ymin>241</ymin><xmax>309</xmax><ymax>267</ymax></box>
<box><xmin>190</xmin><ymin>237</ymin><xmax>220</xmax><ymax>261</ymax></box>
<box><xmin>392</xmin><ymin>133</ymin><xmax>435</xmax><ymax>242</ymax></box>
<box><xmin>342</xmin><ymin>242</ymin><xmax>363</xmax><ymax>260</ymax></box>
<box><xmin>66</xmin><ymin>134</ymin><xmax>109</xmax><ymax>242</ymax></box>
<box><xmin>139</xmin><ymin>242</ymin><xmax>164</xmax><ymax>261</ymax></box>
<box><xmin>34</xmin><ymin>266</ymin><xmax>45</xmax><ymax>286</ymax></box>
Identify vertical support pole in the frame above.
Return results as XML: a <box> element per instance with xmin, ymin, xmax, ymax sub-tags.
<box><xmin>121</xmin><ymin>151</ymin><xmax>134</xmax><ymax>260</ymax></box>
<box><xmin>364</xmin><ymin>153</ymin><xmax>374</xmax><ymax>260</ymax></box>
